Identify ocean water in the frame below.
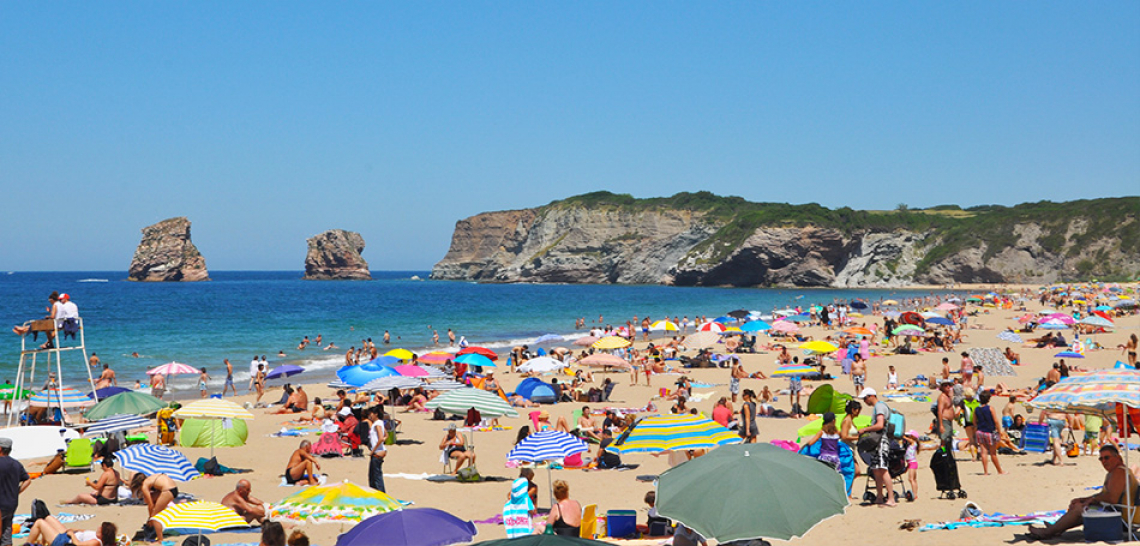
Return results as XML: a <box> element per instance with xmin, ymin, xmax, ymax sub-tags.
<box><xmin>0</xmin><ymin>271</ymin><xmax>946</xmax><ymax>393</ymax></box>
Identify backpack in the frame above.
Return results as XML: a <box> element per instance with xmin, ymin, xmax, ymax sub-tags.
<box><xmin>29</xmin><ymin>498</ymin><xmax>50</xmax><ymax>524</ymax></box>
<box><xmin>887</xmin><ymin>408</ymin><xmax>906</xmax><ymax>439</ymax></box>
<box><xmin>456</xmin><ymin>466</ymin><xmax>481</xmax><ymax>482</ymax></box>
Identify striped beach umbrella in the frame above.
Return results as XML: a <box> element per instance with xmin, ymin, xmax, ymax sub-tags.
<box><xmin>650</xmin><ymin>320</ymin><xmax>678</xmax><ymax>332</ymax></box>
<box><xmin>152</xmin><ymin>501</ymin><xmax>250</xmax><ymax>534</ymax></box>
<box><xmin>269</xmin><ymin>480</ymin><xmax>403</xmax><ymax>524</ymax></box>
<box><xmin>418</xmin><ymin>352</ymin><xmax>455</xmax><ymax>365</ymax></box>
<box><xmin>592</xmin><ymin>336</ymin><xmax>631</xmax><ymax>350</ymax></box>
<box><xmin>174</xmin><ymin>399</ymin><xmax>255</xmax><ymax>420</ymax></box>
<box><xmin>1055</xmin><ymin>350</ymin><xmax>1085</xmax><ymax>359</ymax></box>
<box><xmin>83</xmin><ymin>414</ymin><xmax>151</xmax><ymax>436</ymax></box>
<box><xmin>891</xmin><ymin>324</ymin><xmax>924</xmax><ymax>336</ymax></box>
<box><xmin>117</xmin><ymin>444</ymin><xmax>200</xmax><ymax>481</ymax></box>
<box><xmin>1080</xmin><ymin>315</ymin><xmax>1115</xmax><ymax>328</ymax></box>
<box><xmin>771</xmin><ymin>364</ymin><xmax>819</xmax><ymax>377</ymax></box>
<box><xmin>362</xmin><ymin>376</ymin><xmax>424</xmax><ymax>392</ymax></box>
<box><xmin>424</xmin><ymin>388</ymin><xmax>518</xmax><ymax>418</ymax></box>
<box><xmin>28</xmin><ymin>387</ymin><xmax>95</xmax><ymax>408</ymax></box>
<box><xmin>506</xmin><ymin>431</ymin><xmax>588</xmax><ymax>462</ymax></box>
<box><xmin>146</xmin><ymin>362</ymin><xmax>200</xmax><ymax>376</ymax></box>
<box><xmin>608</xmin><ymin>414</ymin><xmax>739</xmax><ymax>455</ymax></box>
<box><xmin>1029</xmin><ymin>369</ymin><xmax>1140</xmax><ymax>415</ymax></box>
<box><xmin>696</xmin><ymin>322</ymin><xmax>726</xmax><ymax>333</ymax></box>
<box><xmin>422</xmin><ymin>380</ymin><xmax>465</xmax><ymax>391</ymax></box>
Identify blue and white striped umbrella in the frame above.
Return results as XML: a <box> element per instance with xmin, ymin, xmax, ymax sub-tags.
<box><xmin>84</xmin><ymin>414</ymin><xmax>151</xmax><ymax>436</ymax></box>
<box><xmin>506</xmin><ymin>431</ymin><xmax>588</xmax><ymax>462</ymax></box>
<box><xmin>116</xmin><ymin>444</ymin><xmax>200</xmax><ymax>481</ymax></box>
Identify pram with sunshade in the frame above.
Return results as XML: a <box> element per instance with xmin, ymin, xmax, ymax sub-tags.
<box><xmin>857</xmin><ymin>440</ymin><xmax>913</xmax><ymax>503</ymax></box>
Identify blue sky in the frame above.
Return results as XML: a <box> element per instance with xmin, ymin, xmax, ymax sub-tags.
<box><xmin>2</xmin><ymin>3</ymin><xmax>1137</xmax><ymax>271</ymax></box>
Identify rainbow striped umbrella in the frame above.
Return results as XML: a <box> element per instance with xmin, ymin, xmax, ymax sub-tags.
<box><xmin>147</xmin><ymin>362</ymin><xmax>200</xmax><ymax>375</ymax></box>
<box><xmin>269</xmin><ymin>480</ymin><xmax>403</xmax><ymax>524</ymax></box>
<box><xmin>1028</xmin><ymin>369</ymin><xmax>1140</xmax><ymax>414</ymax></box>
<box><xmin>608</xmin><ymin>413</ymin><xmax>739</xmax><ymax>454</ymax></box>
<box><xmin>771</xmin><ymin>364</ymin><xmax>819</xmax><ymax>377</ymax></box>
<box><xmin>417</xmin><ymin>352</ymin><xmax>455</xmax><ymax>365</ymax></box>
<box><xmin>151</xmin><ymin>501</ymin><xmax>250</xmax><ymax>534</ymax></box>
<box><xmin>28</xmin><ymin>387</ymin><xmax>95</xmax><ymax>408</ymax></box>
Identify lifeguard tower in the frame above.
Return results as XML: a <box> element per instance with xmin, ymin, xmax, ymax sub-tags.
<box><xmin>8</xmin><ymin>316</ymin><xmax>99</xmax><ymax>426</ymax></box>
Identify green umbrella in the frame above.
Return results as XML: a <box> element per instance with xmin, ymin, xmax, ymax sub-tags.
<box><xmin>473</xmin><ymin>536</ymin><xmax>612</xmax><ymax>546</ymax></box>
<box><xmin>656</xmin><ymin>443</ymin><xmax>847</xmax><ymax>541</ymax></box>
<box><xmin>84</xmin><ymin>391</ymin><xmax>166</xmax><ymax>421</ymax></box>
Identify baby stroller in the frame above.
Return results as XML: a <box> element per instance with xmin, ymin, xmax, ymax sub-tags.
<box><xmin>858</xmin><ymin>440</ymin><xmax>913</xmax><ymax>503</ymax></box>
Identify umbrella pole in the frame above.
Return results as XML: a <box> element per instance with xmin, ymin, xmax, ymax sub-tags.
<box><xmin>547</xmin><ymin>462</ymin><xmax>554</xmax><ymax>509</ymax></box>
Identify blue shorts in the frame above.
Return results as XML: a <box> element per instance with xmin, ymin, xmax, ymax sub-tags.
<box><xmin>1048</xmin><ymin>418</ymin><xmax>1065</xmax><ymax>439</ymax></box>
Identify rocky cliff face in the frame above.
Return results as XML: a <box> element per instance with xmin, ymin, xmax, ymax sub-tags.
<box><xmin>431</xmin><ymin>197</ymin><xmax>1140</xmax><ymax>287</ymax></box>
<box><xmin>303</xmin><ymin>230</ymin><xmax>371</xmax><ymax>280</ymax></box>
<box><xmin>128</xmin><ymin>217</ymin><xmax>209</xmax><ymax>282</ymax></box>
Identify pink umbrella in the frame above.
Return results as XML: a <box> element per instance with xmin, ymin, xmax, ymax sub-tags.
<box><xmin>1046</xmin><ymin>314</ymin><xmax>1076</xmax><ymax>324</ymax></box>
<box><xmin>1017</xmin><ymin>315</ymin><xmax>1037</xmax><ymax>323</ymax></box>
<box><xmin>146</xmin><ymin>362</ymin><xmax>200</xmax><ymax>375</ymax></box>
<box><xmin>573</xmin><ymin>336</ymin><xmax>599</xmax><ymax>347</ymax></box>
<box><xmin>417</xmin><ymin>352</ymin><xmax>454</xmax><ymax>364</ymax></box>
<box><xmin>935</xmin><ymin>303</ymin><xmax>959</xmax><ymax>311</ymax></box>
<box><xmin>770</xmin><ymin>321</ymin><xmax>800</xmax><ymax>333</ymax></box>
<box><xmin>393</xmin><ymin>365</ymin><xmax>430</xmax><ymax>377</ymax></box>
<box><xmin>580</xmin><ymin>354</ymin><xmax>631</xmax><ymax>368</ymax></box>
<box><xmin>697</xmin><ymin>322</ymin><xmax>726</xmax><ymax>332</ymax></box>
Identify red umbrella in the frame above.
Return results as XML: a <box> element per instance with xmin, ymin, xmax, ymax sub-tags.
<box><xmin>900</xmin><ymin>312</ymin><xmax>924</xmax><ymax>326</ymax></box>
<box><xmin>1093</xmin><ymin>310</ymin><xmax>1114</xmax><ymax>322</ymax></box>
<box><xmin>457</xmin><ymin>346</ymin><xmax>498</xmax><ymax>361</ymax></box>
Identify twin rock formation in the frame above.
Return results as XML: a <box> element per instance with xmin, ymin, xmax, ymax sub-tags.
<box><xmin>127</xmin><ymin>218</ymin><xmax>368</xmax><ymax>281</ymax></box>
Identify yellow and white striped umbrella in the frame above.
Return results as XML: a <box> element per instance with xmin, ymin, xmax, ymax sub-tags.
<box><xmin>151</xmin><ymin>501</ymin><xmax>250</xmax><ymax>533</ymax></box>
<box><xmin>592</xmin><ymin>336</ymin><xmax>631</xmax><ymax>350</ymax></box>
<box><xmin>173</xmin><ymin>399</ymin><xmax>255</xmax><ymax>420</ymax></box>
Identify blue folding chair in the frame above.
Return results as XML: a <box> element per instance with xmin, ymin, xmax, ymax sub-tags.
<box><xmin>1021</xmin><ymin>423</ymin><xmax>1050</xmax><ymax>453</ymax></box>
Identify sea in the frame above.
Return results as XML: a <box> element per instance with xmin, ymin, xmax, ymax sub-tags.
<box><xmin>0</xmin><ymin>271</ymin><xmax>950</xmax><ymax>394</ymax></box>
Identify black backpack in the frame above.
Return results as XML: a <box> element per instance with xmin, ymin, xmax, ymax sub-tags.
<box><xmin>29</xmin><ymin>499</ymin><xmax>50</xmax><ymax>524</ymax></box>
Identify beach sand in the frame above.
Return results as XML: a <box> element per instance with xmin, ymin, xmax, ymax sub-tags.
<box><xmin>14</xmin><ymin>289</ymin><xmax>1140</xmax><ymax>546</ymax></box>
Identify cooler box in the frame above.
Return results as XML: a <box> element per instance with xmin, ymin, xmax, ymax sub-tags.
<box><xmin>606</xmin><ymin>510</ymin><xmax>637</xmax><ymax>538</ymax></box>
<box><xmin>1083</xmin><ymin>507</ymin><xmax>1123</xmax><ymax>542</ymax></box>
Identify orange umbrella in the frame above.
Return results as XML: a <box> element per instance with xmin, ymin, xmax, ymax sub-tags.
<box><xmin>843</xmin><ymin>327</ymin><xmax>874</xmax><ymax>336</ymax></box>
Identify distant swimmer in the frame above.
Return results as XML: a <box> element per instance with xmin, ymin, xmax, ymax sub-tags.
<box><xmin>323</xmin><ymin>343</ymin><xmax>337</xmax><ymax>351</ymax></box>
<box><xmin>315</xmin><ymin>334</ymin><xmax>322</xmax><ymax>346</ymax></box>
<box><xmin>131</xmin><ymin>352</ymin><xmax>139</xmax><ymax>358</ymax></box>
<box><xmin>448</xmin><ymin>329</ymin><xmax>456</xmax><ymax>347</ymax></box>
<box><xmin>89</xmin><ymin>353</ymin><xmax>100</xmax><ymax>368</ymax></box>
<box><xmin>278</xmin><ymin>350</ymin><xmax>286</xmax><ymax>357</ymax></box>
<box><xmin>383</xmin><ymin>331</ymin><xmax>390</xmax><ymax>345</ymax></box>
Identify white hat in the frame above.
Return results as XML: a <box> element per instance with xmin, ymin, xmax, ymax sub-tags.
<box><xmin>859</xmin><ymin>388</ymin><xmax>877</xmax><ymax>399</ymax></box>
<box><xmin>337</xmin><ymin>407</ymin><xmax>352</xmax><ymax>417</ymax></box>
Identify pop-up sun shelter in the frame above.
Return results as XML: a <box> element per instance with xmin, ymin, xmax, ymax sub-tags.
<box><xmin>514</xmin><ymin>377</ymin><xmax>558</xmax><ymax>404</ymax></box>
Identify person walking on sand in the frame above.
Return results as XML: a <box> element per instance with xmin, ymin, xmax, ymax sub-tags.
<box><xmin>199</xmin><ymin>368</ymin><xmax>211</xmax><ymax>398</ymax></box>
<box><xmin>858</xmin><ymin>388</ymin><xmax>896</xmax><ymax>507</ymax></box>
<box><xmin>0</xmin><ymin>438</ymin><xmax>30</xmax><ymax>546</ymax></box>
<box><xmin>739</xmin><ymin>390</ymin><xmax>758</xmax><ymax>443</ymax></box>
<box><xmin>974</xmin><ymin>391</ymin><xmax>1006</xmax><ymax>475</ymax></box>
<box><xmin>254</xmin><ymin>364</ymin><xmax>266</xmax><ymax>404</ymax></box>
<box><xmin>730</xmin><ymin>358</ymin><xmax>746</xmax><ymax>403</ymax></box>
<box><xmin>222</xmin><ymin>359</ymin><xmax>237</xmax><ymax>397</ymax></box>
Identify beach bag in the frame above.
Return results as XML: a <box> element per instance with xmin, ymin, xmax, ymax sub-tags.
<box><xmin>887</xmin><ymin>409</ymin><xmax>906</xmax><ymax>440</ymax></box>
<box><xmin>456</xmin><ymin>466</ymin><xmax>481</xmax><ymax>482</ymax></box>
<box><xmin>432</xmin><ymin>408</ymin><xmax>446</xmax><ymax>421</ymax></box>
<box><xmin>857</xmin><ymin>430</ymin><xmax>883</xmax><ymax>453</ymax></box>
<box><xmin>202</xmin><ymin>457</ymin><xmax>222</xmax><ymax>476</ymax></box>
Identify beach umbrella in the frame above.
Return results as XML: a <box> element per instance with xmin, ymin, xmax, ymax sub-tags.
<box><xmin>418</xmin><ymin>352</ymin><xmax>455</xmax><ymax>365</ymax></box>
<box><xmin>28</xmin><ymin>387</ymin><xmax>95</xmax><ymax>408</ymax></box>
<box><xmin>473</xmin><ymin>536</ymin><xmax>611</xmax><ymax>546</ymax></box>
<box><xmin>1039</xmin><ymin>320</ymin><xmax>1070</xmax><ymax>330</ymax></box>
<box><xmin>726</xmin><ymin>309</ymin><xmax>750</xmax><ymax>319</ymax></box>
<box><xmin>422</xmin><ymin>380</ymin><xmax>465</xmax><ymax>391</ymax></box>
<box><xmin>269</xmin><ymin>480</ymin><xmax>403</xmax><ymax>524</ymax></box>
<box><xmin>366</xmin><ymin>356</ymin><xmax>402</xmax><ymax>367</ymax></box>
<box><xmin>799</xmin><ymin>341</ymin><xmax>838</xmax><ymax>353</ymax></box>
<box><xmin>681</xmin><ymin>331</ymin><xmax>721</xmax><ymax>350</ymax></box>
<box><xmin>696</xmin><ymin>322</ymin><xmax>726</xmax><ymax>333</ymax></box>
<box><xmin>425</xmin><ymin>388</ymin><xmax>518</xmax><ymax>418</ymax></box>
<box><xmin>891</xmin><ymin>324</ymin><xmax>923</xmax><ymax>336</ymax></box>
<box><xmin>843</xmin><ymin>327</ymin><xmax>874</xmax><ymax>337</ymax></box>
<box><xmin>266</xmin><ymin>365</ymin><xmax>305</xmax><ymax>380</ymax></box>
<box><xmin>849</xmin><ymin>301</ymin><xmax>868</xmax><ymax>310</ymax></box>
<box><xmin>337</xmin><ymin>363</ymin><xmax>400</xmax><ymax>386</ymax></box>
<box><xmin>88</xmin><ymin>386</ymin><xmax>132</xmax><ymax>399</ymax></box>
<box><xmin>534</xmin><ymin>334</ymin><xmax>564</xmax><ymax>344</ymax></box>
<box><xmin>152</xmin><ymin>501</ymin><xmax>250</xmax><ymax>536</ymax></box>
<box><xmin>771</xmin><ymin>364</ymin><xmax>819</xmax><ymax>377</ymax></box>
<box><xmin>784</xmin><ymin>314</ymin><xmax>812</xmax><ymax>323</ymax></box>
<box><xmin>572</xmin><ymin>336</ymin><xmax>598</xmax><ymax>347</ymax></box>
<box><xmin>1080</xmin><ymin>316</ymin><xmax>1115</xmax><ymax>328</ymax></box>
<box><xmin>336</xmin><ymin>508</ymin><xmax>477</xmax><ymax>546</ymax></box>
<box><xmin>392</xmin><ymin>364</ymin><xmax>431</xmax><ymax>378</ymax></box>
<box><xmin>609</xmin><ymin>414</ymin><xmax>739</xmax><ymax>455</ymax></box>
<box><xmin>1055</xmin><ymin>351</ymin><xmax>1084</xmax><ymax>359</ymax></box>
<box><xmin>146</xmin><ymin>362</ymin><xmax>200</xmax><ymax>376</ymax></box>
<box><xmin>455</xmin><ymin>353</ymin><xmax>495</xmax><ymax>368</ymax></box>
<box><xmin>649</xmin><ymin>320</ymin><xmax>678</xmax><ymax>332</ymax></box>
<box><xmin>117</xmin><ymin>444</ymin><xmax>200</xmax><ymax>481</ymax></box>
<box><xmin>84</xmin><ymin>390</ymin><xmax>165</xmax><ymax>420</ymax></box>
<box><xmin>899</xmin><ymin>312</ymin><xmax>924</xmax><ymax>325</ymax></box>
<box><xmin>174</xmin><ymin>399</ymin><xmax>255</xmax><ymax>458</ymax></box>
<box><xmin>997</xmin><ymin>331</ymin><xmax>1023</xmax><ymax>344</ymax></box>
<box><xmin>1045</xmin><ymin>314</ymin><xmax>1076</xmax><ymax>324</ymax></box>
<box><xmin>83</xmin><ymin>414</ymin><xmax>151</xmax><ymax>436</ymax></box>
<box><xmin>579</xmin><ymin>353</ymin><xmax>630</xmax><ymax>368</ymax></box>
<box><xmin>926</xmin><ymin>317</ymin><xmax>955</xmax><ymax>326</ymax></box>
<box><xmin>770</xmin><ymin>321</ymin><xmax>799</xmax><ymax>333</ymax></box>
<box><xmin>740</xmin><ymin>321</ymin><xmax>770</xmax><ymax>332</ymax></box>
<box><xmin>592</xmin><ymin>336</ymin><xmax>631</xmax><ymax>350</ymax></box>
<box><xmin>507</xmin><ymin>430</ymin><xmax>590</xmax><ymax>504</ymax></box>
<box><xmin>881</xmin><ymin>299</ymin><xmax>899</xmax><ymax>306</ymax></box>
<box><xmin>515</xmin><ymin>357</ymin><xmax>564</xmax><ymax>374</ymax></box>
<box><xmin>457</xmin><ymin>347</ymin><xmax>498</xmax><ymax>361</ymax></box>
<box><xmin>656</xmin><ymin>443</ymin><xmax>847</xmax><ymax>541</ymax></box>
<box><xmin>935</xmin><ymin>302</ymin><xmax>959</xmax><ymax>311</ymax></box>
<box><xmin>362</xmin><ymin>376</ymin><xmax>424</xmax><ymax>392</ymax></box>
<box><xmin>385</xmin><ymin>349</ymin><xmax>416</xmax><ymax>361</ymax></box>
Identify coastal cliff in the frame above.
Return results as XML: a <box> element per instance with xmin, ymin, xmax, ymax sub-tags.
<box><xmin>128</xmin><ymin>217</ymin><xmax>209</xmax><ymax>282</ymax></box>
<box><xmin>303</xmin><ymin>229</ymin><xmax>371</xmax><ymax>280</ymax></box>
<box><xmin>431</xmin><ymin>193</ymin><xmax>1140</xmax><ymax>287</ymax></box>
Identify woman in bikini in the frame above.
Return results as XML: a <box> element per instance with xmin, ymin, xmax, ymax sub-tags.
<box><xmin>131</xmin><ymin>472</ymin><xmax>180</xmax><ymax>518</ymax></box>
<box><xmin>61</xmin><ymin>458</ymin><xmax>120</xmax><ymax>505</ymax></box>
<box><xmin>26</xmin><ymin>519</ymin><xmax>115</xmax><ymax>546</ymax></box>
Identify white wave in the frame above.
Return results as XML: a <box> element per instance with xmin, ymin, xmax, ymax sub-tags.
<box><xmin>77</xmin><ymin>278</ymin><xmax>109</xmax><ymax>283</ymax></box>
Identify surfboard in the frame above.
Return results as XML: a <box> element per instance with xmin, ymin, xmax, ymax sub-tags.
<box><xmin>0</xmin><ymin>426</ymin><xmax>81</xmax><ymax>460</ymax></box>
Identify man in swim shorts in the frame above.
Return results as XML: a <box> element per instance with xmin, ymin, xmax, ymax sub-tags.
<box><xmin>285</xmin><ymin>441</ymin><xmax>321</xmax><ymax>486</ymax></box>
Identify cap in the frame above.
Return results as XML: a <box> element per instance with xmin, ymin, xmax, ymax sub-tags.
<box><xmin>60</xmin><ymin>293</ymin><xmax>69</xmax><ymax>301</ymax></box>
<box><xmin>822</xmin><ymin>411</ymin><xmax>836</xmax><ymax>424</ymax></box>
<box><xmin>337</xmin><ymin>407</ymin><xmax>352</xmax><ymax>417</ymax></box>
<box><xmin>447</xmin><ymin>423</ymin><xmax>457</xmax><ymax>430</ymax></box>
<box><xmin>859</xmin><ymin>388</ymin><xmax>877</xmax><ymax>398</ymax></box>
<box><xmin>0</xmin><ymin>438</ymin><xmax>12</xmax><ymax>449</ymax></box>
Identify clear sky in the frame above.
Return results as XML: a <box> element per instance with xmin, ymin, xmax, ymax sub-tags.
<box><xmin>2</xmin><ymin>3</ymin><xmax>1137</xmax><ymax>271</ymax></box>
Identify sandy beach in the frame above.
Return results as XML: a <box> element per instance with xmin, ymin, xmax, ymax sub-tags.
<box><xmin>12</xmin><ymin>285</ymin><xmax>1140</xmax><ymax>546</ymax></box>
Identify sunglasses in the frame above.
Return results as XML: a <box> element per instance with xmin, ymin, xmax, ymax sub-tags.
<box><xmin>1100</xmin><ymin>455</ymin><xmax>1115</xmax><ymax>462</ymax></box>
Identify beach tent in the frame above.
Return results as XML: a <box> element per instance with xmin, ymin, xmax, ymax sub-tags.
<box><xmin>806</xmin><ymin>384</ymin><xmax>852</xmax><ymax>416</ymax></box>
<box><xmin>179</xmin><ymin>418</ymin><xmax>248</xmax><ymax>448</ymax></box>
<box><xmin>514</xmin><ymin>378</ymin><xmax>558</xmax><ymax>404</ymax></box>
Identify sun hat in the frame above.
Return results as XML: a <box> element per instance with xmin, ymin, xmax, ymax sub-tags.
<box><xmin>859</xmin><ymin>388</ymin><xmax>877</xmax><ymax>399</ymax></box>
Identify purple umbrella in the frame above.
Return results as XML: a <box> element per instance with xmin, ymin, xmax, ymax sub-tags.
<box><xmin>88</xmin><ymin>386</ymin><xmax>132</xmax><ymax>399</ymax></box>
<box><xmin>266</xmin><ymin>365</ymin><xmax>305</xmax><ymax>380</ymax></box>
<box><xmin>335</xmin><ymin>508</ymin><xmax>477</xmax><ymax>546</ymax></box>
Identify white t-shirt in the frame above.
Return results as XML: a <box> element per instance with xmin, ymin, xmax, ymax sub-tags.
<box><xmin>369</xmin><ymin>420</ymin><xmax>387</xmax><ymax>454</ymax></box>
<box><xmin>250</xmin><ymin>360</ymin><xmax>260</xmax><ymax>376</ymax></box>
<box><xmin>57</xmin><ymin>301</ymin><xmax>79</xmax><ymax>323</ymax></box>
<box><xmin>73</xmin><ymin>530</ymin><xmax>100</xmax><ymax>545</ymax></box>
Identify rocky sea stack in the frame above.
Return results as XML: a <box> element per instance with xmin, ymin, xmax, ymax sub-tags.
<box><xmin>431</xmin><ymin>192</ymin><xmax>1140</xmax><ymax>287</ymax></box>
<box><xmin>303</xmin><ymin>229</ymin><xmax>371</xmax><ymax>280</ymax></box>
<box><xmin>128</xmin><ymin>217</ymin><xmax>210</xmax><ymax>282</ymax></box>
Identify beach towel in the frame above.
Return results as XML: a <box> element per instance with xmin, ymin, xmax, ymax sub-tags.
<box><xmin>918</xmin><ymin>510</ymin><xmax>1062</xmax><ymax>531</ymax></box>
<box><xmin>967</xmin><ymin>348</ymin><xmax>1016</xmax><ymax>377</ymax></box>
<box><xmin>503</xmin><ymin>478</ymin><xmax>535</xmax><ymax>538</ymax></box>
<box><xmin>310</xmin><ymin>432</ymin><xmax>343</xmax><ymax>457</ymax></box>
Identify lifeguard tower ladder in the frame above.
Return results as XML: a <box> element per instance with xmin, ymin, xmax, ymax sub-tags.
<box><xmin>8</xmin><ymin>318</ymin><xmax>100</xmax><ymax>427</ymax></box>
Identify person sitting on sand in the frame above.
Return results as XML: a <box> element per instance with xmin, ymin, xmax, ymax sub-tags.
<box><xmin>131</xmin><ymin>472</ymin><xmax>179</xmax><ymax>518</ymax></box>
<box><xmin>404</xmin><ymin>388</ymin><xmax>428</xmax><ymax>412</ymax></box>
<box><xmin>61</xmin><ymin>457</ymin><xmax>120</xmax><ymax>505</ymax></box>
<box><xmin>1003</xmin><ymin>346</ymin><xmax>1020</xmax><ymax>365</ymax></box>
<box><xmin>273</xmin><ymin>386</ymin><xmax>309</xmax><ymax>414</ymax></box>
<box><xmin>576</xmin><ymin>406</ymin><xmax>602</xmax><ymax>441</ymax></box>
<box><xmin>1029</xmin><ymin>444</ymin><xmax>1140</xmax><ymax>539</ymax></box>
<box><xmin>222</xmin><ymin>479</ymin><xmax>266</xmax><ymax>524</ymax></box>
<box><xmin>440</xmin><ymin>424</ymin><xmax>476</xmax><ymax>474</ymax></box>
<box><xmin>284</xmin><ymin>440</ymin><xmax>322</xmax><ymax>485</ymax></box>
<box><xmin>25</xmin><ymin>517</ymin><xmax>115</xmax><ymax>546</ymax></box>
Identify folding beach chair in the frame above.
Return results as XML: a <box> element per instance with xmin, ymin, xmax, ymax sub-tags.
<box><xmin>63</xmin><ymin>438</ymin><xmax>94</xmax><ymax>472</ymax></box>
<box><xmin>1021</xmin><ymin>423</ymin><xmax>1050</xmax><ymax>453</ymax></box>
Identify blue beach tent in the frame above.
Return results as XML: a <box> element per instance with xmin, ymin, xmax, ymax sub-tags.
<box><xmin>514</xmin><ymin>377</ymin><xmax>558</xmax><ymax>404</ymax></box>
